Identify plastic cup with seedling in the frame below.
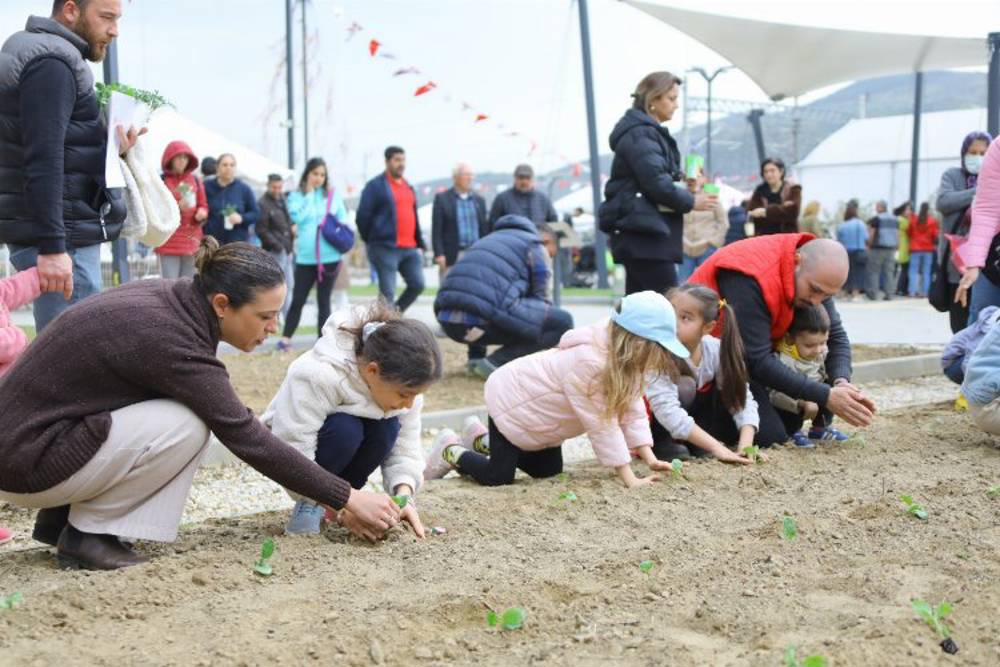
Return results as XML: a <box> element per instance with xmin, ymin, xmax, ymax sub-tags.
<box><xmin>900</xmin><ymin>494</ymin><xmax>928</xmax><ymax>520</ymax></box>
<box><xmin>253</xmin><ymin>537</ymin><xmax>276</xmax><ymax>577</ymax></box>
<box><xmin>783</xmin><ymin>645</ymin><xmax>827</xmax><ymax>667</ymax></box>
<box><xmin>222</xmin><ymin>204</ymin><xmax>238</xmax><ymax>230</ymax></box>
<box><xmin>670</xmin><ymin>458</ymin><xmax>686</xmax><ymax>481</ymax></box>
<box><xmin>639</xmin><ymin>560</ymin><xmax>655</xmax><ymax>574</ymax></box>
<box><xmin>912</xmin><ymin>599</ymin><xmax>958</xmax><ymax>654</ymax></box>
<box><xmin>486</xmin><ymin>606</ymin><xmax>526</xmax><ymax>631</ymax></box>
<box><xmin>781</xmin><ymin>516</ymin><xmax>798</xmax><ymax>540</ymax></box>
<box><xmin>744</xmin><ymin>445</ymin><xmax>762</xmax><ymax>463</ymax></box>
<box><xmin>176</xmin><ymin>182</ymin><xmax>197</xmax><ymax>210</ymax></box>
<box><xmin>0</xmin><ymin>592</ymin><xmax>24</xmax><ymax>610</ymax></box>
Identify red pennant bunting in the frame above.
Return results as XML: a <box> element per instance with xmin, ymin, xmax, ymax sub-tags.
<box><xmin>368</xmin><ymin>39</ymin><xmax>380</xmax><ymax>56</ymax></box>
<box><xmin>413</xmin><ymin>81</ymin><xmax>437</xmax><ymax>97</ymax></box>
<box><xmin>528</xmin><ymin>140</ymin><xmax>538</xmax><ymax>156</ymax></box>
<box><xmin>571</xmin><ymin>163</ymin><xmax>583</xmax><ymax>177</ymax></box>
<box><xmin>474</xmin><ymin>114</ymin><xmax>488</xmax><ymax>123</ymax></box>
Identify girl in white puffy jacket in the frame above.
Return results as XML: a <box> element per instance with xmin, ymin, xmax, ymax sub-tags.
<box><xmin>262</xmin><ymin>302</ymin><xmax>442</xmax><ymax>538</ymax></box>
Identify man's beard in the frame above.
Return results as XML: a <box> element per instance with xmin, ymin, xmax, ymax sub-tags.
<box><xmin>74</xmin><ymin>18</ymin><xmax>109</xmax><ymax>62</ymax></box>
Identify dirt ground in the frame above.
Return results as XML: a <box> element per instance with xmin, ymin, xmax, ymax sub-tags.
<box><xmin>1</xmin><ymin>403</ymin><xmax>998</xmax><ymax>666</ymax></box>
<box><xmin>226</xmin><ymin>341</ymin><xmax>936</xmax><ymax>415</ymax></box>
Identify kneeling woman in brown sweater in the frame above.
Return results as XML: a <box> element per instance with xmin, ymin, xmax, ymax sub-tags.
<box><xmin>0</xmin><ymin>238</ymin><xmax>402</xmax><ymax>570</ymax></box>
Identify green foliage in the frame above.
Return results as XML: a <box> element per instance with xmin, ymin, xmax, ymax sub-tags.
<box><xmin>95</xmin><ymin>82</ymin><xmax>173</xmax><ymax>111</ymax></box>
<box><xmin>501</xmin><ymin>607</ymin><xmax>526</xmax><ymax>630</ymax></box>
<box><xmin>0</xmin><ymin>592</ymin><xmax>24</xmax><ymax>610</ymax></box>
<box><xmin>558</xmin><ymin>491</ymin><xmax>578</xmax><ymax>502</ymax></box>
<box><xmin>900</xmin><ymin>495</ymin><xmax>929</xmax><ymax>520</ymax></box>
<box><xmin>670</xmin><ymin>458</ymin><xmax>685</xmax><ymax>480</ymax></box>
<box><xmin>486</xmin><ymin>610</ymin><xmax>498</xmax><ymax>627</ymax></box>
<box><xmin>391</xmin><ymin>495</ymin><xmax>409</xmax><ymax>509</ymax></box>
<box><xmin>639</xmin><ymin>560</ymin><xmax>654</xmax><ymax>573</ymax></box>
<box><xmin>744</xmin><ymin>445</ymin><xmax>762</xmax><ymax>463</ymax></box>
<box><xmin>781</xmin><ymin>516</ymin><xmax>798</xmax><ymax>540</ymax></box>
<box><xmin>912</xmin><ymin>599</ymin><xmax>953</xmax><ymax>639</ymax></box>
<box><xmin>253</xmin><ymin>538</ymin><xmax>275</xmax><ymax>576</ymax></box>
<box><xmin>783</xmin><ymin>646</ymin><xmax>827</xmax><ymax>667</ymax></box>
<box><xmin>987</xmin><ymin>485</ymin><xmax>1000</xmax><ymax>498</ymax></box>
<box><xmin>222</xmin><ymin>204</ymin><xmax>238</xmax><ymax>217</ymax></box>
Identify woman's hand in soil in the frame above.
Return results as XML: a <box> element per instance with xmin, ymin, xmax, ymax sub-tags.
<box><xmin>715</xmin><ymin>447</ymin><xmax>753</xmax><ymax>465</ymax></box>
<box><xmin>337</xmin><ymin>508</ymin><xmax>381</xmax><ymax>542</ymax></box>
<box><xmin>399</xmin><ymin>504</ymin><xmax>426</xmax><ymax>539</ymax></box>
<box><xmin>344</xmin><ymin>489</ymin><xmax>400</xmax><ymax>537</ymax></box>
<box><xmin>826</xmin><ymin>386</ymin><xmax>874</xmax><ymax>427</ymax></box>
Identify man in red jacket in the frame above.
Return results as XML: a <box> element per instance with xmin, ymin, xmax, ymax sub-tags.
<box><xmin>690</xmin><ymin>234</ymin><xmax>876</xmax><ymax>446</ymax></box>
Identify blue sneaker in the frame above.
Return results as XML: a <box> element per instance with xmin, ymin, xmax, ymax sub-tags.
<box><xmin>808</xmin><ymin>426</ymin><xmax>851</xmax><ymax>443</ymax></box>
<box><xmin>790</xmin><ymin>431</ymin><xmax>815</xmax><ymax>448</ymax></box>
<box><xmin>285</xmin><ymin>499</ymin><xmax>325</xmax><ymax>535</ymax></box>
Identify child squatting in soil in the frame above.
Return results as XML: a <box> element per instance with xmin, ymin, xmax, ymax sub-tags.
<box><xmin>423</xmin><ymin>290</ymin><xmax>686</xmax><ymax>489</ymax></box>
<box><xmin>768</xmin><ymin>305</ymin><xmax>852</xmax><ymax>448</ymax></box>
<box><xmin>645</xmin><ymin>284</ymin><xmax>760</xmax><ymax>464</ymax></box>
<box><xmin>262</xmin><ymin>301</ymin><xmax>443</xmax><ymax>540</ymax></box>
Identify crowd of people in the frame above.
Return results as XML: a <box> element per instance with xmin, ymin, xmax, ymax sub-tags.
<box><xmin>0</xmin><ymin>1</ymin><xmax>997</xmax><ymax>568</ymax></box>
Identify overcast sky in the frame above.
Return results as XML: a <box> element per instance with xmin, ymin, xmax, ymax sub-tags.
<box><xmin>3</xmin><ymin>0</ymin><xmax>997</xmax><ymax>189</ymax></box>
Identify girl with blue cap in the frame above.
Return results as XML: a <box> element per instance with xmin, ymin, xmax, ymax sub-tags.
<box><xmin>424</xmin><ymin>291</ymin><xmax>687</xmax><ymax>489</ymax></box>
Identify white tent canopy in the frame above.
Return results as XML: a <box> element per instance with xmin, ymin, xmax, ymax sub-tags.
<box><xmin>142</xmin><ymin>108</ymin><xmax>294</xmax><ymax>190</ymax></box>
<box><xmin>623</xmin><ymin>1</ymin><xmax>987</xmax><ymax>100</ymax></box>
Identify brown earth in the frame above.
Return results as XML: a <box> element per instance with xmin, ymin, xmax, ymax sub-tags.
<box><xmin>1</xmin><ymin>403</ymin><xmax>999</xmax><ymax>666</ymax></box>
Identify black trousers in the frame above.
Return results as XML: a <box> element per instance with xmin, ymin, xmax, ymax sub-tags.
<box><xmin>440</xmin><ymin>307</ymin><xmax>574</xmax><ymax>366</ymax></box>
<box><xmin>283</xmin><ymin>262</ymin><xmax>341</xmax><ymax>338</ymax></box>
<box><xmin>751</xmin><ymin>381</ymin><xmax>832</xmax><ymax>445</ymax></box>
<box><xmin>455</xmin><ymin>418</ymin><xmax>563</xmax><ymax>486</ymax></box>
<box><xmin>623</xmin><ymin>259</ymin><xmax>678</xmax><ymax>295</ymax></box>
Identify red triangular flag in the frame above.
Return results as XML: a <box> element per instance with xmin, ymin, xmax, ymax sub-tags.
<box><xmin>474</xmin><ymin>114</ymin><xmax>488</xmax><ymax>123</ymax></box>
<box><xmin>571</xmin><ymin>162</ymin><xmax>583</xmax><ymax>177</ymax></box>
<box><xmin>414</xmin><ymin>81</ymin><xmax>437</xmax><ymax>97</ymax></box>
<box><xmin>368</xmin><ymin>39</ymin><xmax>380</xmax><ymax>56</ymax></box>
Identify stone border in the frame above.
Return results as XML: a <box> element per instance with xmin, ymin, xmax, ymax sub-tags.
<box><xmin>201</xmin><ymin>352</ymin><xmax>943</xmax><ymax>466</ymax></box>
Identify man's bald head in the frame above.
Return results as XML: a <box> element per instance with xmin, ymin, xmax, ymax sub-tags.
<box><xmin>793</xmin><ymin>239</ymin><xmax>849</xmax><ymax>307</ymax></box>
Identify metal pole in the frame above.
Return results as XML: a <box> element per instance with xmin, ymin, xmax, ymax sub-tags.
<box><xmin>909</xmin><ymin>71</ymin><xmax>923</xmax><ymax>206</ymax></box>
<box><xmin>578</xmin><ymin>0</ymin><xmax>608</xmax><ymax>289</ymax></box>
<box><xmin>988</xmin><ymin>32</ymin><xmax>1000</xmax><ymax>137</ymax></box>
<box><xmin>301</xmin><ymin>0</ymin><xmax>310</xmax><ymax>160</ymax></box>
<box><xmin>705</xmin><ymin>78</ymin><xmax>713</xmax><ymax>176</ymax></box>
<box><xmin>285</xmin><ymin>0</ymin><xmax>295</xmax><ymax>169</ymax></box>
<box><xmin>103</xmin><ymin>41</ymin><xmax>130</xmax><ymax>285</ymax></box>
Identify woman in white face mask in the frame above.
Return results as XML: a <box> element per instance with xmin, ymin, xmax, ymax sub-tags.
<box><xmin>935</xmin><ymin>131</ymin><xmax>992</xmax><ymax>332</ymax></box>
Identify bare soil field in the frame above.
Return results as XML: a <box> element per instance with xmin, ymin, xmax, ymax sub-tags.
<box><xmin>2</xmin><ymin>403</ymin><xmax>998</xmax><ymax>666</ymax></box>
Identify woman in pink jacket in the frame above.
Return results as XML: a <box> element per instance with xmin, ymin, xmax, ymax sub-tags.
<box><xmin>424</xmin><ymin>291</ymin><xmax>688</xmax><ymax>488</ymax></box>
<box><xmin>957</xmin><ymin>136</ymin><xmax>1000</xmax><ymax>323</ymax></box>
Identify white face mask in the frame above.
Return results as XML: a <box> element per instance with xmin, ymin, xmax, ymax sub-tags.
<box><xmin>965</xmin><ymin>154</ymin><xmax>984</xmax><ymax>175</ymax></box>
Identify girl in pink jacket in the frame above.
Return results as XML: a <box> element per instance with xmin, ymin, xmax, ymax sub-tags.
<box><xmin>0</xmin><ymin>266</ymin><xmax>42</xmax><ymax>544</ymax></box>
<box><xmin>424</xmin><ymin>291</ymin><xmax>689</xmax><ymax>489</ymax></box>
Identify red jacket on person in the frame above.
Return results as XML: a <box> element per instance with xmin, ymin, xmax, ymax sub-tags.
<box><xmin>689</xmin><ymin>232</ymin><xmax>815</xmax><ymax>342</ymax></box>
<box><xmin>156</xmin><ymin>141</ymin><xmax>208</xmax><ymax>256</ymax></box>
<box><xmin>907</xmin><ymin>214</ymin><xmax>939</xmax><ymax>252</ymax></box>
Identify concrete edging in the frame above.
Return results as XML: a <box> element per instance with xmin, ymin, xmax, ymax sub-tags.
<box><xmin>201</xmin><ymin>352</ymin><xmax>943</xmax><ymax>466</ymax></box>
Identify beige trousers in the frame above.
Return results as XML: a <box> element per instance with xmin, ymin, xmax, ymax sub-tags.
<box><xmin>0</xmin><ymin>399</ymin><xmax>211</xmax><ymax>542</ymax></box>
<box><xmin>970</xmin><ymin>398</ymin><xmax>1000</xmax><ymax>435</ymax></box>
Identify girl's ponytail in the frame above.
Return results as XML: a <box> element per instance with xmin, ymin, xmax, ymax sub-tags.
<box><xmin>717</xmin><ymin>301</ymin><xmax>748</xmax><ymax>413</ymax></box>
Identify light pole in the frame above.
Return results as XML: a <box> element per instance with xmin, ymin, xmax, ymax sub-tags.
<box><xmin>300</xmin><ymin>0</ymin><xmax>310</xmax><ymax>160</ymax></box>
<box><xmin>284</xmin><ymin>0</ymin><xmax>295</xmax><ymax>169</ymax></box>
<box><xmin>577</xmin><ymin>0</ymin><xmax>608</xmax><ymax>289</ymax></box>
<box><xmin>690</xmin><ymin>66</ymin><xmax>733</xmax><ymax>177</ymax></box>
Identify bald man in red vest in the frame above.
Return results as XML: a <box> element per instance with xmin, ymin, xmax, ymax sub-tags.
<box><xmin>689</xmin><ymin>233</ymin><xmax>876</xmax><ymax>446</ymax></box>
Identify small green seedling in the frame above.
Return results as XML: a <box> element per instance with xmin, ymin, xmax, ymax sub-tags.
<box><xmin>557</xmin><ymin>472</ymin><xmax>569</xmax><ymax>484</ymax></box>
<box><xmin>900</xmin><ymin>494</ymin><xmax>929</xmax><ymax>520</ymax></box>
<box><xmin>0</xmin><ymin>592</ymin><xmax>24</xmax><ymax>610</ymax></box>
<box><xmin>486</xmin><ymin>607</ymin><xmax>526</xmax><ymax>631</ymax></box>
<box><xmin>783</xmin><ymin>645</ymin><xmax>827</xmax><ymax>667</ymax></box>
<box><xmin>987</xmin><ymin>485</ymin><xmax>1000</xmax><ymax>498</ymax></box>
<box><xmin>639</xmin><ymin>560</ymin><xmax>655</xmax><ymax>573</ymax></box>
<box><xmin>222</xmin><ymin>204</ymin><xmax>238</xmax><ymax>217</ymax></box>
<box><xmin>670</xmin><ymin>458</ymin><xmax>685</xmax><ymax>480</ymax></box>
<box><xmin>744</xmin><ymin>445</ymin><xmax>762</xmax><ymax>463</ymax></box>
<box><xmin>912</xmin><ymin>599</ymin><xmax>958</xmax><ymax>654</ymax></box>
<box><xmin>558</xmin><ymin>491</ymin><xmax>578</xmax><ymax>502</ymax></box>
<box><xmin>781</xmin><ymin>516</ymin><xmax>798</xmax><ymax>540</ymax></box>
<box><xmin>391</xmin><ymin>495</ymin><xmax>409</xmax><ymax>509</ymax></box>
<box><xmin>253</xmin><ymin>538</ymin><xmax>276</xmax><ymax>577</ymax></box>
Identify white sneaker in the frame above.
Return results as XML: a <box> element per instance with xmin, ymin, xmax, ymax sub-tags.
<box><xmin>424</xmin><ymin>428</ymin><xmax>460</xmax><ymax>480</ymax></box>
<box><xmin>461</xmin><ymin>416</ymin><xmax>488</xmax><ymax>452</ymax></box>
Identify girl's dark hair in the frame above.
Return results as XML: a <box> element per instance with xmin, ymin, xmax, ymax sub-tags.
<box><xmin>892</xmin><ymin>201</ymin><xmax>912</xmax><ymax>217</ymax></box>
<box><xmin>788</xmin><ymin>304</ymin><xmax>831</xmax><ymax>335</ymax></box>
<box><xmin>666</xmin><ymin>284</ymin><xmax>748</xmax><ymax>413</ymax></box>
<box><xmin>760</xmin><ymin>157</ymin><xmax>785</xmax><ymax>179</ymax></box>
<box><xmin>194</xmin><ymin>237</ymin><xmax>285</xmax><ymax>308</ymax></box>
<box><xmin>843</xmin><ymin>199</ymin><xmax>859</xmax><ymax>221</ymax></box>
<box><xmin>342</xmin><ymin>300</ymin><xmax>443</xmax><ymax>388</ymax></box>
<box><xmin>200</xmin><ymin>156</ymin><xmax>217</xmax><ymax>176</ymax></box>
<box><xmin>917</xmin><ymin>201</ymin><xmax>930</xmax><ymax>227</ymax></box>
<box><xmin>298</xmin><ymin>157</ymin><xmax>329</xmax><ymax>194</ymax></box>
<box><xmin>631</xmin><ymin>71</ymin><xmax>682</xmax><ymax>112</ymax></box>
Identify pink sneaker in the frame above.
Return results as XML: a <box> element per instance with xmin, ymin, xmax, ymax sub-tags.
<box><xmin>461</xmin><ymin>416</ymin><xmax>488</xmax><ymax>452</ymax></box>
<box><xmin>0</xmin><ymin>525</ymin><xmax>13</xmax><ymax>545</ymax></box>
<box><xmin>424</xmin><ymin>429</ymin><xmax>460</xmax><ymax>480</ymax></box>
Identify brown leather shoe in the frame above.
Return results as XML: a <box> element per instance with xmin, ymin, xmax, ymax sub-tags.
<box><xmin>56</xmin><ymin>525</ymin><xmax>149</xmax><ymax>571</ymax></box>
<box><xmin>32</xmin><ymin>505</ymin><xmax>70</xmax><ymax>546</ymax></box>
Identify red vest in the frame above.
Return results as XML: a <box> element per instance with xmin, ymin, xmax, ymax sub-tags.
<box><xmin>689</xmin><ymin>233</ymin><xmax>815</xmax><ymax>342</ymax></box>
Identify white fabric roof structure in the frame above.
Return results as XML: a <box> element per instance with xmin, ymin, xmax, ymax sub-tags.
<box><xmin>623</xmin><ymin>1</ymin><xmax>987</xmax><ymax>100</ymax></box>
<box><xmin>142</xmin><ymin>108</ymin><xmax>294</xmax><ymax>190</ymax></box>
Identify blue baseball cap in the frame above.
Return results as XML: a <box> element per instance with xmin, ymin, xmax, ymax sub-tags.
<box><xmin>610</xmin><ymin>291</ymin><xmax>690</xmax><ymax>358</ymax></box>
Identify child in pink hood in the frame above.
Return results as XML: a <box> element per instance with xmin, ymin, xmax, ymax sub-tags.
<box><xmin>0</xmin><ymin>266</ymin><xmax>42</xmax><ymax>544</ymax></box>
<box><xmin>425</xmin><ymin>291</ymin><xmax>688</xmax><ymax>488</ymax></box>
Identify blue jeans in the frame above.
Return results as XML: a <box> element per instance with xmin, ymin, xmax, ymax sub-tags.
<box><xmin>968</xmin><ymin>271</ymin><xmax>1000</xmax><ymax>326</ymax></box>
<box><xmin>943</xmin><ymin>359</ymin><xmax>965</xmax><ymax>385</ymax></box>
<box><xmin>678</xmin><ymin>247</ymin><xmax>716</xmax><ymax>284</ymax></box>
<box><xmin>908</xmin><ymin>251</ymin><xmax>934</xmax><ymax>296</ymax></box>
<box><xmin>314</xmin><ymin>413</ymin><xmax>401</xmax><ymax>490</ymax></box>
<box><xmin>7</xmin><ymin>243</ymin><xmax>102</xmax><ymax>332</ymax></box>
<box><xmin>366</xmin><ymin>244</ymin><xmax>425</xmax><ymax>312</ymax></box>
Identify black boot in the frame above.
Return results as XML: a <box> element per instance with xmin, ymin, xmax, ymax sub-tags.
<box><xmin>56</xmin><ymin>525</ymin><xmax>149</xmax><ymax>571</ymax></box>
<box><xmin>32</xmin><ymin>505</ymin><xmax>70</xmax><ymax>546</ymax></box>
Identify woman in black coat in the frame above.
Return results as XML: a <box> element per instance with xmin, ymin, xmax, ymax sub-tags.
<box><xmin>600</xmin><ymin>71</ymin><xmax>717</xmax><ymax>294</ymax></box>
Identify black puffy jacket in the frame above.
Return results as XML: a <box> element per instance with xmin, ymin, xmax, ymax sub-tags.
<box><xmin>600</xmin><ymin>108</ymin><xmax>693</xmax><ymax>263</ymax></box>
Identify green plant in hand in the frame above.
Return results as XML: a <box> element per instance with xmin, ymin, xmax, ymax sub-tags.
<box><xmin>900</xmin><ymin>494</ymin><xmax>928</xmax><ymax>520</ymax></box>
<box><xmin>781</xmin><ymin>516</ymin><xmax>798</xmax><ymax>540</ymax></box>
<box><xmin>743</xmin><ymin>445</ymin><xmax>762</xmax><ymax>463</ymax></box>
<box><xmin>391</xmin><ymin>495</ymin><xmax>409</xmax><ymax>510</ymax></box>
<box><xmin>912</xmin><ymin>599</ymin><xmax>958</xmax><ymax>653</ymax></box>
<box><xmin>222</xmin><ymin>204</ymin><xmax>238</xmax><ymax>217</ymax></box>
<box><xmin>0</xmin><ymin>592</ymin><xmax>24</xmax><ymax>610</ymax></box>
<box><xmin>783</xmin><ymin>645</ymin><xmax>827</xmax><ymax>667</ymax></box>
<box><xmin>95</xmin><ymin>82</ymin><xmax>173</xmax><ymax>111</ymax></box>
<box><xmin>253</xmin><ymin>538</ymin><xmax>276</xmax><ymax>576</ymax></box>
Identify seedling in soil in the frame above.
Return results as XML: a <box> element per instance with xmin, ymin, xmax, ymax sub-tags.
<box><xmin>783</xmin><ymin>645</ymin><xmax>827</xmax><ymax>667</ymax></box>
<box><xmin>987</xmin><ymin>485</ymin><xmax>1000</xmax><ymax>498</ymax></box>
<box><xmin>639</xmin><ymin>560</ymin><xmax>655</xmax><ymax>573</ymax></box>
<box><xmin>912</xmin><ymin>599</ymin><xmax>958</xmax><ymax>654</ymax></box>
<box><xmin>486</xmin><ymin>607</ymin><xmax>526</xmax><ymax>631</ymax></box>
<box><xmin>670</xmin><ymin>458</ymin><xmax>685</xmax><ymax>480</ymax></box>
<box><xmin>781</xmin><ymin>516</ymin><xmax>798</xmax><ymax>540</ymax></box>
<box><xmin>253</xmin><ymin>538</ymin><xmax>276</xmax><ymax>576</ymax></box>
<box><xmin>0</xmin><ymin>592</ymin><xmax>23</xmax><ymax>610</ymax></box>
<box><xmin>557</xmin><ymin>473</ymin><xmax>569</xmax><ymax>484</ymax></box>
<box><xmin>558</xmin><ymin>491</ymin><xmax>578</xmax><ymax>502</ymax></box>
<box><xmin>900</xmin><ymin>494</ymin><xmax>928</xmax><ymax>520</ymax></box>
<box><xmin>391</xmin><ymin>495</ymin><xmax>409</xmax><ymax>509</ymax></box>
<box><xmin>743</xmin><ymin>445</ymin><xmax>762</xmax><ymax>463</ymax></box>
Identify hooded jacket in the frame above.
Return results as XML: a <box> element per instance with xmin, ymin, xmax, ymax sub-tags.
<box><xmin>261</xmin><ymin>307</ymin><xmax>425</xmax><ymax>495</ymax></box>
<box><xmin>600</xmin><ymin>108</ymin><xmax>694</xmax><ymax>263</ymax></box>
<box><xmin>156</xmin><ymin>141</ymin><xmax>207</xmax><ymax>256</ymax></box>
